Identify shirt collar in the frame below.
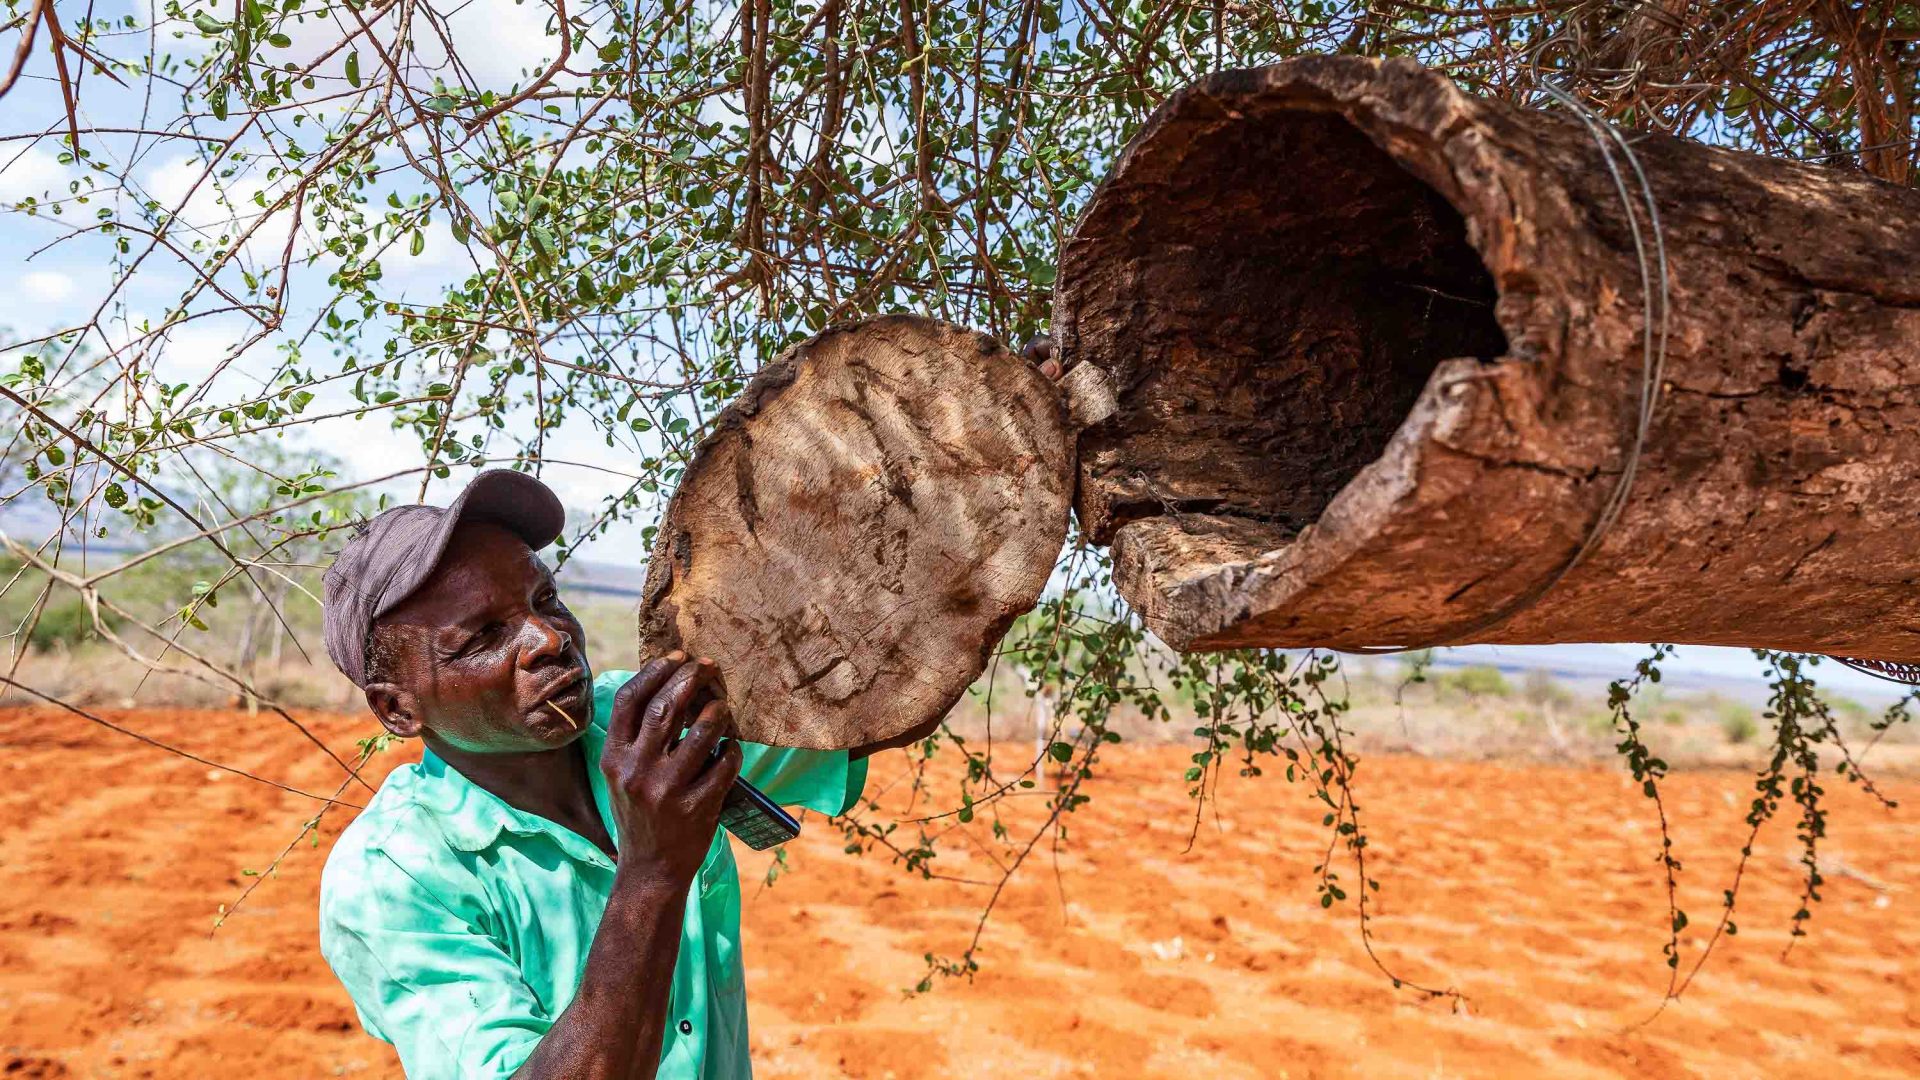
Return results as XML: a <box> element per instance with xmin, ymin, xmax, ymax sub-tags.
<box><xmin>412</xmin><ymin>722</ymin><xmax>614</xmax><ymax>858</ymax></box>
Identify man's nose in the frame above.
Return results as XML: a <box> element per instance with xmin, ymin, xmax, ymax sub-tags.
<box><xmin>520</xmin><ymin>613</ymin><xmax>573</xmax><ymax>663</ymax></box>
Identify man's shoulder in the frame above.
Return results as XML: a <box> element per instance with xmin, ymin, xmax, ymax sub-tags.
<box><xmin>321</xmin><ymin>763</ymin><xmax>460</xmax><ymax>904</ymax></box>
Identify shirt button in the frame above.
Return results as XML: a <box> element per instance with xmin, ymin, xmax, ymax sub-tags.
<box><xmin>678</xmin><ymin>1019</ymin><xmax>693</xmax><ymax>1036</ymax></box>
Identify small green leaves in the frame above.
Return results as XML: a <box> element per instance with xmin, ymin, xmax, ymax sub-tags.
<box><xmin>530</xmin><ymin>225</ymin><xmax>558</xmax><ymax>261</ymax></box>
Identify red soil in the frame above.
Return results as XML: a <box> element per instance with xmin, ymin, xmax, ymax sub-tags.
<box><xmin>2</xmin><ymin>705</ymin><xmax>1917</xmax><ymax>1078</ymax></box>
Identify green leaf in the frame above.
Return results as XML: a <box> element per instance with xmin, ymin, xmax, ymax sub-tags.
<box><xmin>1048</xmin><ymin>741</ymin><xmax>1073</xmax><ymax>763</ymax></box>
<box><xmin>268</xmin><ymin>32</ymin><xmax>292</xmax><ymax>47</ymax></box>
<box><xmin>345</xmin><ymin>51</ymin><xmax>361</xmax><ymax>88</ymax></box>
<box><xmin>192</xmin><ymin>12</ymin><xmax>229</xmax><ymax>34</ymax></box>
<box><xmin>597</xmin><ymin>39</ymin><xmax>625</xmax><ymax>63</ymax></box>
<box><xmin>409</xmin><ymin>229</ymin><xmax>425</xmax><ymax>256</ymax></box>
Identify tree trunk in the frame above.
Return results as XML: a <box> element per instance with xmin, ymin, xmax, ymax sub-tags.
<box><xmin>1053</xmin><ymin>56</ymin><xmax>1920</xmax><ymax>660</ymax></box>
<box><xmin>637</xmin><ymin>315</ymin><xmax>1072</xmax><ymax>749</ymax></box>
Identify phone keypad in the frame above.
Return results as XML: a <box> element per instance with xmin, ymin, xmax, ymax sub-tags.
<box><xmin>719</xmin><ymin>787</ymin><xmax>800</xmax><ymax>850</ymax></box>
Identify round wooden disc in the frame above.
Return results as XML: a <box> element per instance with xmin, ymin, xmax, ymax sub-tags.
<box><xmin>635</xmin><ymin>314</ymin><xmax>1072</xmax><ymax>750</ymax></box>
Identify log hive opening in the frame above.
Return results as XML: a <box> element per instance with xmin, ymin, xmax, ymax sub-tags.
<box><xmin>1071</xmin><ymin>100</ymin><xmax>1509</xmax><ymax>544</ymax></box>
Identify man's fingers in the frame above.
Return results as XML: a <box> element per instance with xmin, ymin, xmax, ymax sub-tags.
<box><xmin>607</xmin><ymin>653</ymin><xmax>682</xmax><ymax>746</ymax></box>
<box><xmin>668</xmin><ymin>699</ymin><xmax>732</xmax><ymax>785</ymax></box>
<box><xmin>637</xmin><ymin>659</ymin><xmax>715</xmax><ymax>754</ymax></box>
<box><xmin>689</xmin><ymin>738</ymin><xmax>743</xmax><ymax>808</ymax></box>
<box><xmin>1020</xmin><ymin>334</ymin><xmax>1067</xmax><ymax>384</ymax></box>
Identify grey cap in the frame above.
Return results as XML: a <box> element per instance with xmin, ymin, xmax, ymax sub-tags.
<box><xmin>322</xmin><ymin>469</ymin><xmax>565</xmax><ymax>688</ymax></box>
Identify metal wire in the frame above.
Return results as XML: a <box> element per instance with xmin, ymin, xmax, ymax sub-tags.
<box><xmin>1343</xmin><ymin>63</ymin><xmax>1671</xmax><ymax>655</ymax></box>
<box><xmin>1828</xmin><ymin>657</ymin><xmax>1920</xmax><ymax>687</ymax></box>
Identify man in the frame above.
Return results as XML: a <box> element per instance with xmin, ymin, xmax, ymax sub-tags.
<box><xmin>318</xmin><ymin>340</ymin><xmax>1065</xmax><ymax>1079</ymax></box>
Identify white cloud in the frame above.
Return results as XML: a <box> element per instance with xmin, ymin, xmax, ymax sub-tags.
<box><xmin>20</xmin><ymin>271</ymin><xmax>74</xmax><ymax>303</ymax></box>
<box><xmin>430</xmin><ymin>0</ymin><xmax>568</xmax><ymax>92</ymax></box>
<box><xmin>138</xmin><ymin>153</ymin><xmax>316</xmax><ymax>267</ymax></box>
<box><xmin>0</xmin><ymin>147</ymin><xmax>72</xmax><ymax>203</ymax></box>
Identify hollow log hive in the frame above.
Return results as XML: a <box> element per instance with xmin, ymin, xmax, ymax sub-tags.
<box><xmin>1054</xmin><ymin>55</ymin><xmax>1920</xmax><ymax>660</ymax></box>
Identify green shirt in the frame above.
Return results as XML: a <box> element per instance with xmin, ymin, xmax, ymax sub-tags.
<box><xmin>319</xmin><ymin>670</ymin><xmax>867</xmax><ymax>1079</ymax></box>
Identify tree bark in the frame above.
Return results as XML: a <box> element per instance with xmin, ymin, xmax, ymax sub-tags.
<box><xmin>1053</xmin><ymin>56</ymin><xmax>1920</xmax><ymax>659</ymax></box>
<box><xmin>637</xmin><ymin>314</ymin><xmax>1071</xmax><ymax>749</ymax></box>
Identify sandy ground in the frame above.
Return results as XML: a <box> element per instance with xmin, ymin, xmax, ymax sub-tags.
<box><xmin>2</xmin><ymin>706</ymin><xmax>1919</xmax><ymax>1078</ymax></box>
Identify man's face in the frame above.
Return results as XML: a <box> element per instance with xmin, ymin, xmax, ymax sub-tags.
<box><xmin>366</xmin><ymin>521</ymin><xmax>594</xmax><ymax>754</ymax></box>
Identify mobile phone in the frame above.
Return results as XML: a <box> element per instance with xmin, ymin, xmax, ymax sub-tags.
<box><xmin>715</xmin><ymin>754</ymin><xmax>803</xmax><ymax>851</ymax></box>
<box><xmin>672</xmin><ymin>702</ymin><xmax>802</xmax><ymax>850</ymax></box>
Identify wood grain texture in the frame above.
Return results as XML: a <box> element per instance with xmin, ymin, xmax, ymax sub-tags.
<box><xmin>1054</xmin><ymin>56</ymin><xmax>1920</xmax><ymax>659</ymax></box>
<box><xmin>636</xmin><ymin>314</ymin><xmax>1072</xmax><ymax>749</ymax></box>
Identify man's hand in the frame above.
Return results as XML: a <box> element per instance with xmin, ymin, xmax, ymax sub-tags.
<box><xmin>600</xmin><ymin>654</ymin><xmax>743</xmax><ymax>888</ymax></box>
<box><xmin>1021</xmin><ymin>334</ymin><xmax>1063</xmax><ymax>381</ymax></box>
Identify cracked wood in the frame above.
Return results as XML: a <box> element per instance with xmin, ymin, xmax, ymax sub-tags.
<box><xmin>636</xmin><ymin>314</ymin><xmax>1072</xmax><ymax>749</ymax></box>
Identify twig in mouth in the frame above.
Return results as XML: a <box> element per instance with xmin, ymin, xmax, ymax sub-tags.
<box><xmin>546</xmin><ymin>699</ymin><xmax>579</xmax><ymax>730</ymax></box>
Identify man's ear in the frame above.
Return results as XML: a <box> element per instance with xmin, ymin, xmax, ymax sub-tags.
<box><xmin>365</xmin><ymin>682</ymin><xmax>425</xmax><ymax>739</ymax></box>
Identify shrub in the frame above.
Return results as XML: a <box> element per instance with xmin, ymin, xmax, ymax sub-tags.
<box><xmin>1718</xmin><ymin>702</ymin><xmax>1759</xmax><ymax>745</ymax></box>
<box><xmin>1439</xmin><ymin>665</ymin><xmax>1511</xmax><ymax>698</ymax></box>
<box><xmin>26</xmin><ymin>600</ymin><xmax>119</xmax><ymax>652</ymax></box>
<box><xmin>1520</xmin><ymin>669</ymin><xmax>1574</xmax><ymax>709</ymax></box>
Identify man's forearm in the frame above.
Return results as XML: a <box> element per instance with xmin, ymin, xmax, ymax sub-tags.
<box><xmin>512</xmin><ymin>871</ymin><xmax>687</xmax><ymax>1080</ymax></box>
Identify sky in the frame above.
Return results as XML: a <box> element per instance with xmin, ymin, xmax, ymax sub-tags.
<box><xmin>0</xmin><ymin>3</ymin><xmax>1907</xmax><ymax>706</ymax></box>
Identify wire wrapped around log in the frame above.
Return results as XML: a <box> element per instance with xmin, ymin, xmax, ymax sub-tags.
<box><xmin>1054</xmin><ymin>56</ymin><xmax>1920</xmax><ymax>660</ymax></box>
